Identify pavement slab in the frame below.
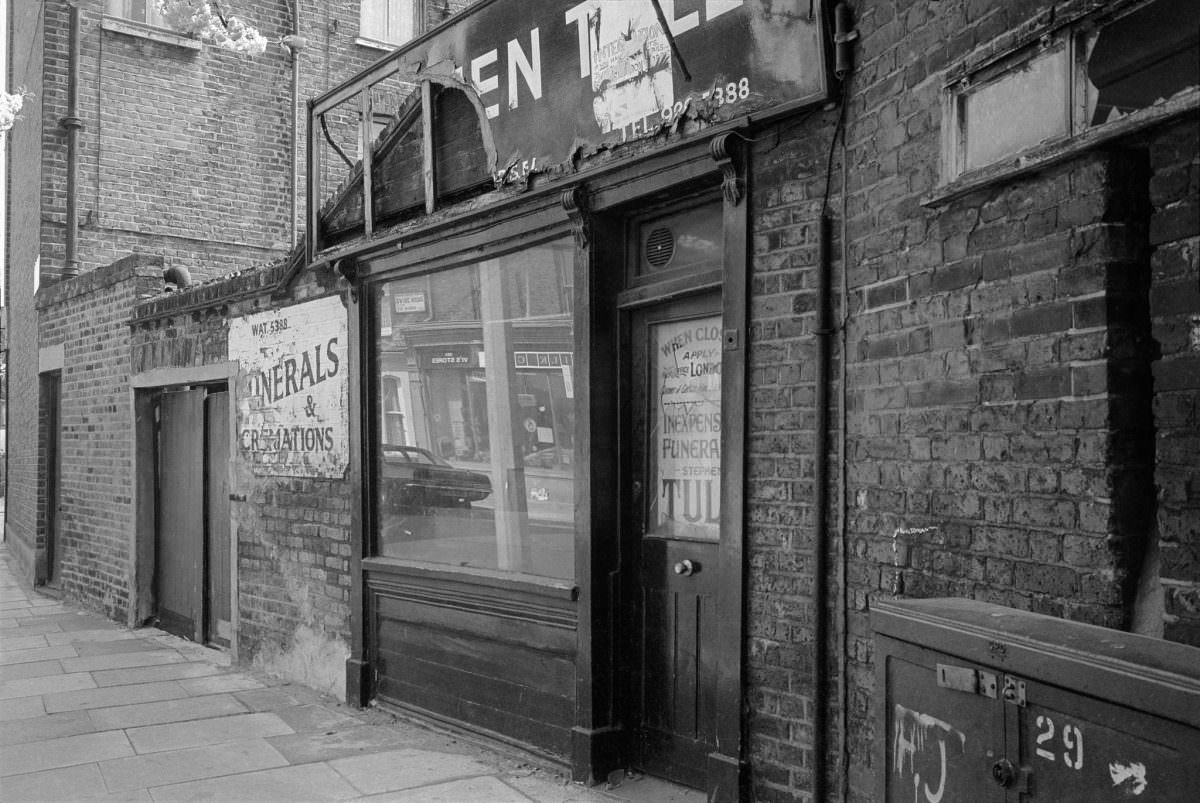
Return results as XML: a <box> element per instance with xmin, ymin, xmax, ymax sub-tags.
<box><xmin>0</xmin><ymin>644</ymin><xmax>79</xmax><ymax>666</ymax></box>
<box><xmin>87</xmin><ymin>694</ymin><xmax>249</xmax><ymax>731</ymax></box>
<box><xmin>0</xmin><ymin>695</ymin><xmax>47</xmax><ymax>721</ymax></box>
<box><xmin>146</xmin><ymin>761</ymin><xmax>361</xmax><ymax>802</ymax></box>
<box><xmin>0</xmin><ymin>709</ymin><xmax>96</xmax><ymax>747</ymax></box>
<box><xmin>329</xmin><ymin>748</ymin><xmax>493</xmax><ymax>796</ymax></box>
<box><xmin>0</xmin><ymin>669</ymin><xmax>97</xmax><ymax>700</ymax></box>
<box><xmin>92</xmin><ymin>661</ymin><xmax>220</xmax><ymax>687</ymax></box>
<box><xmin>177</xmin><ymin>673</ymin><xmax>264</xmax><ymax>695</ymax></box>
<box><xmin>0</xmin><ymin>760</ymin><xmax>108</xmax><ymax>802</ymax></box>
<box><xmin>61</xmin><ymin>650</ymin><xmax>185</xmax><ymax>674</ymax></box>
<box><xmin>43</xmin><ymin>680</ymin><xmax>191</xmax><ymax>713</ymax></box>
<box><xmin>125</xmin><ymin>711</ymin><xmax>294</xmax><ymax>755</ymax></box>
<box><xmin>266</xmin><ymin>723</ymin><xmax>424</xmax><ymax>765</ymax></box>
<box><xmin>0</xmin><ymin>659</ymin><xmax>65</xmax><ymax>681</ymax></box>
<box><xmin>45</xmin><ymin>629</ymin><xmax>141</xmax><ymax>646</ymax></box>
<box><xmin>1</xmin><ymin>634</ymin><xmax>50</xmax><ymax>651</ymax></box>
<box><xmin>350</xmin><ymin>775</ymin><xmax>537</xmax><ymax>802</ymax></box>
<box><xmin>99</xmin><ymin>738</ymin><xmax>290</xmax><ymax>792</ymax></box>
<box><xmin>269</xmin><ymin>702</ymin><xmax>363</xmax><ymax>733</ymax></box>
<box><xmin>0</xmin><ymin>729</ymin><xmax>135</xmax><ymax>776</ymax></box>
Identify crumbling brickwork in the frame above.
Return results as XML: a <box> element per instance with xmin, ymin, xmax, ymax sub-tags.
<box><xmin>1149</xmin><ymin>120</ymin><xmax>1200</xmax><ymax>645</ymax></box>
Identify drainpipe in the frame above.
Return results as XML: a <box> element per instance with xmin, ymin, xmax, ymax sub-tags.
<box><xmin>61</xmin><ymin>2</ymin><xmax>83</xmax><ymax>279</ymax></box>
<box><xmin>284</xmin><ymin>2</ymin><xmax>305</xmax><ymax>250</ymax></box>
<box><xmin>814</xmin><ymin>5</ymin><xmax>856</xmax><ymax>801</ymax></box>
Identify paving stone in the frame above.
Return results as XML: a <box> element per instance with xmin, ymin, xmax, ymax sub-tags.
<box><xmin>72</xmin><ymin>639</ymin><xmax>166</xmax><ymax>657</ymax></box>
<box><xmin>0</xmin><ymin>760</ymin><xmax>107</xmax><ymax>801</ymax></box>
<box><xmin>92</xmin><ymin>661</ymin><xmax>219</xmax><ymax>688</ymax></box>
<box><xmin>87</xmin><ymin>694</ymin><xmax>248</xmax><ymax>730</ymax></box>
<box><xmin>267</xmin><ymin>724</ymin><xmax>420</xmax><ymax>765</ymax></box>
<box><xmin>0</xmin><ymin>659</ymin><xmax>64</xmax><ymax>681</ymax></box>
<box><xmin>0</xmin><ymin>730</ymin><xmax>134</xmax><ymax>776</ymax></box>
<box><xmin>351</xmin><ymin>775</ymin><xmax>537</xmax><ymax>802</ymax></box>
<box><xmin>0</xmin><ymin>634</ymin><xmax>50</xmax><ymax>651</ymax></box>
<box><xmin>0</xmin><ymin>709</ymin><xmax>96</xmax><ymax>747</ymax></box>
<box><xmin>125</xmin><ymin>711</ymin><xmax>293</xmax><ymax>754</ymax></box>
<box><xmin>99</xmin><ymin>738</ymin><xmax>289</xmax><ymax>791</ymax></box>
<box><xmin>232</xmin><ymin>688</ymin><xmax>301</xmax><ymax>711</ymax></box>
<box><xmin>329</xmin><ymin>748</ymin><xmax>492</xmax><ymax>796</ymax></box>
<box><xmin>45</xmin><ymin>629</ymin><xmax>140</xmax><ymax>646</ymax></box>
<box><xmin>8</xmin><ymin>620</ymin><xmax>64</xmax><ymax>635</ymax></box>
<box><xmin>0</xmin><ymin>696</ymin><xmax>48</xmax><ymax>722</ymax></box>
<box><xmin>178</xmin><ymin>674</ymin><xmax>264</xmax><ymax>695</ymax></box>
<box><xmin>270</xmin><ymin>703</ymin><xmax>362</xmax><ymax>733</ymax></box>
<box><xmin>147</xmin><ymin>761</ymin><xmax>360</xmax><ymax>802</ymax></box>
<box><xmin>43</xmin><ymin>680</ymin><xmax>189</xmax><ymax>713</ymax></box>
<box><xmin>60</xmin><ymin>650</ymin><xmax>185</xmax><ymax>674</ymax></box>
<box><xmin>0</xmin><ymin>670</ymin><xmax>97</xmax><ymax>700</ymax></box>
<box><xmin>0</xmin><ymin>644</ymin><xmax>78</xmax><ymax>666</ymax></box>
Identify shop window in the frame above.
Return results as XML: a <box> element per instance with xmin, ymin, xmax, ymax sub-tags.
<box><xmin>105</xmin><ymin>0</ymin><xmax>169</xmax><ymax>28</ymax></box>
<box><xmin>360</xmin><ymin>0</ymin><xmax>420</xmax><ymax>48</ymax></box>
<box><xmin>943</xmin><ymin>0</ymin><xmax>1198</xmax><ymax>182</ymax></box>
<box><xmin>373</xmin><ymin>237</ymin><xmax>576</xmax><ymax>579</ymax></box>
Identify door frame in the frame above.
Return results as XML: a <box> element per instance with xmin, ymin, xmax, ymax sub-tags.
<box><xmin>131</xmin><ymin>363</ymin><xmax>239</xmax><ymax>654</ymax></box>
<box><xmin>582</xmin><ymin>133</ymin><xmax>751</xmax><ymax>800</ymax></box>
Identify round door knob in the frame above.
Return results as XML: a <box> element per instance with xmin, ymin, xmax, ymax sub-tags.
<box><xmin>673</xmin><ymin>559</ymin><xmax>695</xmax><ymax>576</ymax></box>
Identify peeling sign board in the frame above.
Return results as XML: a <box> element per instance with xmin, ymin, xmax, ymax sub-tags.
<box><xmin>229</xmin><ymin>297</ymin><xmax>349</xmax><ymax>478</ymax></box>
<box><xmin>388</xmin><ymin>0</ymin><xmax>830</xmax><ymax>173</ymax></box>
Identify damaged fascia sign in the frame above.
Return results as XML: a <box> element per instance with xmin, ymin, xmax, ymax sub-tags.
<box><xmin>393</xmin><ymin>0</ymin><xmax>830</xmax><ymax>181</ymax></box>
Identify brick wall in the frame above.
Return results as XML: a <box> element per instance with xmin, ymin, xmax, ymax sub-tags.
<box><xmin>1149</xmin><ymin>120</ymin><xmax>1200</xmax><ymax>645</ymax></box>
<box><xmin>32</xmin><ymin>255</ymin><xmax>165</xmax><ymax>619</ymax></box>
<box><xmin>741</xmin><ymin>2</ymin><xmax>1196</xmax><ymax>801</ymax></box>
<box><xmin>131</xmin><ymin>267</ymin><xmax>354</xmax><ymax>696</ymax></box>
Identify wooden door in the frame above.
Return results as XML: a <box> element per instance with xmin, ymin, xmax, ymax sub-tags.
<box><xmin>157</xmin><ymin>389</ymin><xmax>205</xmax><ymax>641</ymax></box>
<box><xmin>626</xmin><ymin>292</ymin><xmax>724</xmax><ymax>788</ymax></box>
<box><xmin>43</xmin><ymin>373</ymin><xmax>63</xmax><ymax>585</ymax></box>
<box><xmin>205</xmin><ymin>391</ymin><xmax>231</xmax><ymax>646</ymax></box>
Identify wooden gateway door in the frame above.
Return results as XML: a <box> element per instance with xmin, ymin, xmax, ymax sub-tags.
<box><xmin>157</xmin><ymin>388</ymin><xmax>205</xmax><ymax>641</ymax></box>
<box><xmin>626</xmin><ymin>291</ymin><xmax>724</xmax><ymax>787</ymax></box>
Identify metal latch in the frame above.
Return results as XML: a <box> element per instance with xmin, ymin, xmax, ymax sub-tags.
<box><xmin>1002</xmin><ymin>675</ymin><xmax>1027</xmax><ymax>706</ymax></box>
<box><xmin>936</xmin><ymin>664</ymin><xmax>998</xmax><ymax>698</ymax></box>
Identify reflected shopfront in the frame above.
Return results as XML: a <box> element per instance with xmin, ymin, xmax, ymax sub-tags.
<box><xmin>373</xmin><ymin>237</ymin><xmax>576</xmax><ymax>579</ymax></box>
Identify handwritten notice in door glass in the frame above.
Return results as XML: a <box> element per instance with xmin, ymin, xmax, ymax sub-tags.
<box><xmin>228</xmin><ymin>296</ymin><xmax>349</xmax><ymax>478</ymax></box>
<box><xmin>649</xmin><ymin>316</ymin><xmax>721</xmax><ymax>541</ymax></box>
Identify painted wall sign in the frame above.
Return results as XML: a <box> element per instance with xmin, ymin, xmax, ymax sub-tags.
<box><xmin>380</xmin><ymin>0</ymin><xmax>830</xmax><ymax>174</ymax></box>
<box><xmin>393</xmin><ymin>292</ymin><xmax>427</xmax><ymax>313</ymax></box>
<box><xmin>229</xmin><ymin>296</ymin><xmax>349</xmax><ymax>478</ymax></box>
<box><xmin>649</xmin><ymin>316</ymin><xmax>722</xmax><ymax>540</ymax></box>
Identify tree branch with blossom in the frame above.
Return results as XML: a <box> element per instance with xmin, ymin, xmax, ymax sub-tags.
<box><xmin>158</xmin><ymin>0</ymin><xmax>268</xmax><ymax>55</ymax></box>
<box><xmin>0</xmin><ymin>89</ymin><xmax>32</xmax><ymax>134</ymax></box>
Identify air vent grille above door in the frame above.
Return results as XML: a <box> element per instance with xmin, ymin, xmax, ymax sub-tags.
<box><xmin>644</xmin><ymin>227</ymin><xmax>676</xmax><ymax>269</ymax></box>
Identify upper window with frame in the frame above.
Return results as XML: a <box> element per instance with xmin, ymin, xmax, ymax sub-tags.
<box><xmin>359</xmin><ymin>0</ymin><xmax>421</xmax><ymax>48</ymax></box>
<box><xmin>943</xmin><ymin>0</ymin><xmax>1199</xmax><ymax>183</ymax></box>
<box><xmin>105</xmin><ymin>0</ymin><xmax>169</xmax><ymax>29</ymax></box>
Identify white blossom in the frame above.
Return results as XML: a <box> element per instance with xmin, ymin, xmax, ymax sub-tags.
<box><xmin>157</xmin><ymin>1</ymin><xmax>267</xmax><ymax>56</ymax></box>
<box><xmin>0</xmin><ymin>88</ymin><xmax>32</xmax><ymax>133</ymax></box>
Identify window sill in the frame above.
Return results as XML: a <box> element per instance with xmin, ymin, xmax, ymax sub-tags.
<box><xmin>101</xmin><ymin>16</ymin><xmax>202</xmax><ymax>50</ymax></box>
<box><xmin>926</xmin><ymin>88</ymin><xmax>1200</xmax><ymax>208</ymax></box>
<box><xmin>355</xmin><ymin>36</ymin><xmax>400</xmax><ymax>53</ymax></box>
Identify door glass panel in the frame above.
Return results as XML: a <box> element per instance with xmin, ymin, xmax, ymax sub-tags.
<box><xmin>647</xmin><ymin>315</ymin><xmax>722</xmax><ymax>541</ymax></box>
<box><xmin>373</xmin><ymin>237</ymin><xmax>576</xmax><ymax>579</ymax></box>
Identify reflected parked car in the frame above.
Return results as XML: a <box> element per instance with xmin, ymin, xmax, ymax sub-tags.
<box><xmin>381</xmin><ymin>445</ymin><xmax>491</xmax><ymax>511</ymax></box>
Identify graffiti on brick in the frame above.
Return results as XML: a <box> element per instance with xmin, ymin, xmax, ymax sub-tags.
<box><xmin>649</xmin><ymin>316</ymin><xmax>721</xmax><ymax>540</ymax></box>
<box><xmin>892</xmin><ymin>703</ymin><xmax>966</xmax><ymax>803</ymax></box>
<box><xmin>229</xmin><ymin>296</ymin><xmax>349</xmax><ymax>478</ymax></box>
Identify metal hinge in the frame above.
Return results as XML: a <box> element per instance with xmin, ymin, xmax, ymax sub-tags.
<box><xmin>936</xmin><ymin>663</ymin><xmax>998</xmax><ymax>699</ymax></box>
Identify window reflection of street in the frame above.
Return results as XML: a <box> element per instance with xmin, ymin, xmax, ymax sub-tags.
<box><xmin>374</xmin><ymin>237</ymin><xmax>576</xmax><ymax>579</ymax></box>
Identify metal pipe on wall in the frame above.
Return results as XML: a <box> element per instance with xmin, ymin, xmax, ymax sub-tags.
<box><xmin>286</xmin><ymin>1</ymin><xmax>304</xmax><ymax>250</ymax></box>
<box><xmin>61</xmin><ymin>2</ymin><xmax>83</xmax><ymax>279</ymax></box>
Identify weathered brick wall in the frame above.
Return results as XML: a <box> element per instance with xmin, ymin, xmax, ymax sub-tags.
<box><xmin>1149</xmin><ymin>120</ymin><xmax>1200</xmax><ymax>645</ymax></box>
<box><xmin>132</xmin><ymin>266</ymin><xmax>354</xmax><ymax>697</ymax></box>
<box><xmin>33</xmin><ymin>255</ymin><xmax>165</xmax><ymax>619</ymax></box>
<box><xmin>743</xmin><ymin>2</ymin><xmax>1193</xmax><ymax>801</ymax></box>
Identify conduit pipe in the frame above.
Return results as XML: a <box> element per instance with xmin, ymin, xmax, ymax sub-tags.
<box><xmin>61</xmin><ymin>2</ymin><xmax>83</xmax><ymax>279</ymax></box>
<box><xmin>285</xmin><ymin>1</ymin><xmax>304</xmax><ymax>250</ymax></box>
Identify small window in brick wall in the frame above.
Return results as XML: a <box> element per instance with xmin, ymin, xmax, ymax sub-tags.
<box><xmin>105</xmin><ymin>0</ymin><xmax>169</xmax><ymax>28</ymax></box>
<box><xmin>942</xmin><ymin>0</ymin><xmax>1199</xmax><ymax>182</ymax></box>
<box><xmin>360</xmin><ymin>0</ymin><xmax>421</xmax><ymax>48</ymax></box>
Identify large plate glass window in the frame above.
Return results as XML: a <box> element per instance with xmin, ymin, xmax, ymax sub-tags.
<box><xmin>373</xmin><ymin>237</ymin><xmax>576</xmax><ymax>579</ymax></box>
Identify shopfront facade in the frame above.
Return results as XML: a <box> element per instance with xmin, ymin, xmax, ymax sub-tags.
<box><xmin>303</xmin><ymin>2</ymin><xmax>834</xmax><ymax>798</ymax></box>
